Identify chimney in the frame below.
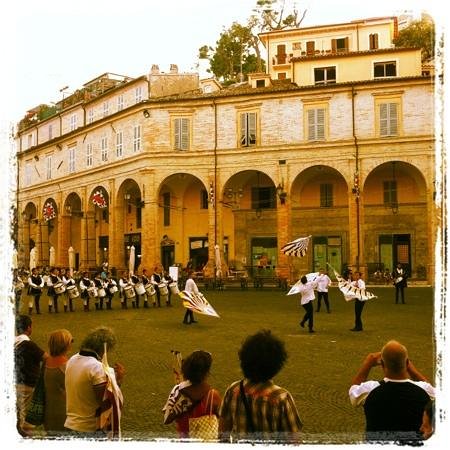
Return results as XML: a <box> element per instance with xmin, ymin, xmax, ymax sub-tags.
<box><xmin>170</xmin><ymin>64</ymin><xmax>178</xmax><ymax>74</ymax></box>
<box><xmin>151</xmin><ymin>64</ymin><xmax>160</xmax><ymax>74</ymax></box>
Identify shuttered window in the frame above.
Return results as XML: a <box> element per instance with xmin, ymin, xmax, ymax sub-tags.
<box><xmin>240</xmin><ymin>112</ymin><xmax>257</xmax><ymax>147</ymax></box>
<box><xmin>174</xmin><ymin>118</ymin><xmax>190</xmax><ymax>150</ymax></box>
<box><xmin>383</xmin><ymin>180</ymin><xmax>397</xmax><ymax>205</ymax></box>
<box><xmin>379</xmin><ymin>103</ymin><xmax>398</xmax><ymax>137</ymax></box>
<box><xmin>369</xmin><ymin>33</ymin><xmax>379</xmax><ymax>50</ymax></box>
<box><xmin>320</xmin><ymin>183</ymin><xmax>333</xmax><ymax>207</ymax></box>
<box><xmin>307</xmin><ymin>108</ymin><xmax>325</xmax><ymax>141</ymax></box>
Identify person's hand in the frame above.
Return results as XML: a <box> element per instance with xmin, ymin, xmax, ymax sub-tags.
<box><xmin>364</xmin><ymin>352</ymin><xmax>382</xmax><ymax>368</ymax></box>
<box><xmin>114</xmin><ymin>362</ymin><xmax>125</xmax><ymax>385</ymax></box>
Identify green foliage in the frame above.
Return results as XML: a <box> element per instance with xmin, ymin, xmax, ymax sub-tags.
<box><xmin>22</xmin><ymin>286</ymin><xmax>434</xmax><ymax>442</ymax></box>
<box><xmin>393</xmin><ymin>18</ymin><xmax>435</xmax><ymax>62</ymax></box>
<box><xmin>254</xmin><ymin>0</ymin><xmax>306</xmax><ymax>31</ymax></box>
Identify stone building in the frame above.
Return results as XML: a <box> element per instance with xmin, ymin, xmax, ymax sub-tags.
<box><xmin>15</xmin><ymin>16</ymin><xmax>436</xmax><ymax>283</ymax></box>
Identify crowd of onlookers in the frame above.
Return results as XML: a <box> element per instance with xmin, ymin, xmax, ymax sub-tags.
<box><xmin>15</xmin><ymin>312</ymin><xmax>435</xmax><ymax>444</ymax></box>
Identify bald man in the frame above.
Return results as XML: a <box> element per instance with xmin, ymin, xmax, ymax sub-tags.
<box><xmin>349</xmin><ymin>340</ymin><xmax>435</xmax><ymax>443</ymax></box>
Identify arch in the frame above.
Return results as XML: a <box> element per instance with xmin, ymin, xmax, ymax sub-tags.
<box><xmin>87</xmin><ymin>185</ymin><xmax>110</xmax><ymax>212</ymax></box>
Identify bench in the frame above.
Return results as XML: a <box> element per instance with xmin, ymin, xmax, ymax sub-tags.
<box><xmin>253</xmin><ymin>276</ymin><xmax>288</xmax><ymax>290</ymax></box>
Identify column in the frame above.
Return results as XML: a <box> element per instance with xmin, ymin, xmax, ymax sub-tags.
<box><xmin>20</xmin><ymin>215</ymin><xmax>30</xmax><ymax>269</ymax></box>
<box><xmin>140</xmin><ymin>177</ymin><xmax>158</xmax><ymax>271</ymax></box>
<box><xmin>57</xmin><ymin>214</ymin><xmax>71</xmax><ymax>267</ymax></box>
<box><xmin>39</xmin><ymin>220</ymin><xmax>49</xmax><ymax>267</ymax></box>
<box><xmin>347</xmin><ymin>189</ymin><xmax>366</xmax><ymax>278</ymax></box>
<box><xmin>276</xmin><ymin>191</ymin><xmax>291</xmax><ymax>282</ymax></box>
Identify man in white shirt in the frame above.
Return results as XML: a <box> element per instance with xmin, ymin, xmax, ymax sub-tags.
<box><xmin>316</xmin><ymin>268</ymin><xmax>332</xmax><ymax>313</ymax></box>
<box><xmin>183</xmin><ymin>272</ymin><xmax>199</xmax><ymax>324</ymax></box>
<box><xmin>350</xmin><ymin>272</ymin><xmax>366</xmax><ymax>331</ymax></box>
<box><xmin>349</xmin><ymin>340</ymin><xmax>434</xmax><ymax>443</ymax></box>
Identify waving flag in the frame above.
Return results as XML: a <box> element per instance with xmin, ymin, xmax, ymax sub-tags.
<box><xmin>179</xmin><ymin>290</ymin><xmax>220</xmax><ymax>318</ymax></box>
<box><xmin>287</xmin><ymin>272</ymin><xmax>319</xmax><ymax>296</ymax></box>
<box><xmin>329</xmin><ymin>265</ymin><xmax>377</xmax><ymax>301</ymax></box>
<box><xmin>281</xmin><ymin>235</ymin><xmax>311</xmax><ymax>257</ymax></box>
<box><xmin>43</xmin><ymin>201</ymin><xmax>56</xmax><ymax>221</ymax></box>
<box><xmin>99</xmin><ymin>343</ymin><xmax>124</xmax><ymax>439</ymax></box>
<box><xmin>92</xmin><ymin>189</ymin><xmax>108</xmax><ymax>208</ymax></box>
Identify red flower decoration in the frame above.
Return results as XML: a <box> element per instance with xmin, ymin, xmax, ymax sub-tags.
<box><xmin>43</xmin><ymin>202</ymin><xmax>56</xmax><ymax>221</ymax></box>
<box><xmin>92</xmin><ymin>190</ymin><xmax>107</xmax><ymax>208</ymax></box>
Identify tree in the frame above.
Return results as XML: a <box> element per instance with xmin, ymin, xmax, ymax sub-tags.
<box><xmin>393</xmin><ymin>17</ymin><xmax>435</xmax><ymax>62</ymax></box>
<box><xmin>253</xmin><ymin>0</ymin><xmax>307</xmax><ymax>31</ymax></box>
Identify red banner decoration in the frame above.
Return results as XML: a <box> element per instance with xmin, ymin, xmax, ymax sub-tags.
<box><xmin>43</xmin><ymin>201</ymin><xmax>56</xmax><ymax>221</ymax></box>
<box><xmin>92</xmin><ymin>189</ymin><xmax>107</xmax><ymax>208</ymax></box>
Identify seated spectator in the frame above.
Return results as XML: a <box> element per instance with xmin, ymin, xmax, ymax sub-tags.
<box><xmin>44</xmin><ymin>329</ymin><xmax>73</xmax><ymax>436</ymax></box>
<box><xmin>64</xmin><ymin>326</ymin><xmax>125</xmax><ymax>438</ymax></box>
<box><xmin>14</xmin><ymin>315</ymin><xmax>48</xmax><ymax>436</ymax></box>
<box><xmin>220</xmin><ymin>329</ymin><xmax>302</xmax><ymax>443</ymax></box>
<box><xmin>163</xmin><ymin>350</ymin><xmax>221</xmax><ymax>439</ymax></box>
<box><xmin>349</xmin><ymin>340</ymin><xmax>435</xmax><ymax>443</ymax></box>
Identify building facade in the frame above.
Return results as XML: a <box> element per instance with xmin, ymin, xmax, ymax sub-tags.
<box><xmin>15</xmin><ymin>17</ymin><xmax>436</xmax><ymax>283</ymax></box>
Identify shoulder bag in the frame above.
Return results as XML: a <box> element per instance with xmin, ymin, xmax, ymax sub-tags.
<box><xmin>188</xmin><ymin>389</ymin><xmax>219</xmax><ymax>441</ymax></box>
<box><xmin>25</xmin><ymin>364</ymin><xmax>46</xmax><ymax>426</ymax></box>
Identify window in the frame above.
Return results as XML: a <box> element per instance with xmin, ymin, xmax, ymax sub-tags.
<box><xmin>48</xmin><ymin>124</ymin><xmax>53</xmax><ymax>140</ymax></box>
<box><xmin>117</xmin><ymin>95</ymin><xmax>124</xmax><ymax>111</ymax></box>
<box><xmin>292</xmin><ymin>42</ymin><xmax>301</xmax><ymax>50</ymax></box>
<box><xmin>103</xmin><ymin>101</ymin><xmax>109</xmax><ymax>117</ymax></box>
<box><xmin>307</xmin><ymin>108</ymin><xmax>326</xmax><ymax>141</ymax></box>
<box><xmin>25</xmin><ymin>162</ymin><xmax>32</xmax><ymax>186</ymax></box>
<box><xmin>383</xmin><ymin>180</ymin><xmax>398</xmax><ymax>205</ymax></box>
<box><xmin>136</xmin><ymin>199</ymin><xmax>142</xmax><ymax>228</ymax></box>
<box><xmin>116</xmin><ymin>131</ymin><xmax>123</xmax><ymax>157</ymax></box>
<box><xmin>200</xmin><ymin>189</ymin><xmax>208</xmax><ymax>209</ymax></box>
<box><xmin>27</xmin><ymin>134</ymin><xmax>33</xmax><ymax>148</ymax></box>
<box><xmin>277</xmin><ymin>73</ymin><xmax>287</xmax><ymax>80</ymax></box>
<box><xmin>69</xmin><ymin>114</ymin><xmax>77</xmax><ymax>131</ymax></box>
<box><xmin>46</xmin><ymin>155</ymin><xmax>52</xmax><ymax>180</ymax></box>
<box><xmin>369</xmin><ymin>33</ymin><xmax>379</xmax><ymax>50</ymax></box>
<box><xmin>332</xmin><ymin>37</ymin><xmax>349</xmax><ymax>53</ymax></box>
<box><xmin>163</xmin><ymin>192</ymin><xmax>170</xmax><ymax>226</ymax></box>
<box><xmin>379</xmin><ymin>103</ymin><xmax>398</xmax><ymax>137</ymax></box>
<box><xmin>133</xmin><ymin>125</ymin><xmax>141</xmax><ymax>152</ymax></box>
<box><xmin>86</xmin><ymin>143</ymin><xmax>93</xmax><ymax>167</ymax></box>
<box><xmin>135</xmin><ymin>86</ymin><xmax>142</xmax><ymax>103</ymax></box>
<box><xmin>256</xmin><ymin>79</ymin><xmax>266</xmax><ymax>87</ymax></box>
<box><xmin>320</xmin><ymin>183</ymin><xmax>333</xmax><ymax>207</ymax></box>
<box><xmin>374</xmin><ymin>61</ymin><xmax>397</xmax><ymax>78</ymax></box>
<box><xmin>306</xmin><ymin>41</ymin><xmax>315</xmax><ymax>55</ymax></box>
<box><xmin>251</xmin><ymin>187</ymin><xmax>276</xmax><ymax>209</ymax></box>
<box><xmin>314</xmin><ymin>66</ymin><xmax>336</xmax><ymax>85</ymax></box>
<box><xmin>87</xmin><ymin>109</ymin><xmax>94</xmax><ymax>124</ymax></box>
<box><xmin>101</xmin><ymin>137</ymin><xmax>108</xmax><ymax>161</ymax></box>
<box><xmin>68</xmin><ymin>147</ymin><xmax>76</xmax><ymax>173</ymax></box>
<box><xmin>174</xmin><ymin>118</ymin><xmax>190</xmax><ymax>150</ymax></box>
<box><xmin>276</xmin><ymin>44</ymin><xmax>286</xmax><ymax>64</ymax></box>
<box><xmin>240</xmin><ymin>112</ymin><xmax>257</xmax><ymax>147</ymax></box>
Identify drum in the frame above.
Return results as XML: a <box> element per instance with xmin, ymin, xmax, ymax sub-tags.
<box><xmin>98</xmin><ymin>287</ymin><xmax>106</xmax><ymax>298</ymax></box>
<box><xmin>87</xmin><ymin>286</ymin><xmax>98</xmax><ymax>298</ymax></box>
<box><xmin>144</xmin><ymin>283</ymin><xmax>156</xmax><ymax>297</ymax></box>
<box><xmin>169</xmin><ymin>281</ymin><xmax>179</xmax><ymax>295</ymax></box>
<box><xmin>109</xmin><ymin>285</ymin><xmax>118</xmax><ymax>294</ymax></box>
<box><xmin>158</xmin><ymin>282</ymin><xmax>169</xmax><ymax>296</ymax></box>
<box><xmin>66</xmin><ymin>285</ymin><xmax>80</xmax><ymax>299</ymax></box>
<box><xmin>124</xmin><ymin>284</ymin><xmax>136</xmax><ymax>299</ymax></box>
<box><xmin>54</xmin><ymin>282</ymin><xmax>66</xmax><ymax>295</ymax></box>
<box><xmin>134</xmin><ymin>282</ymin><xmax>146</xmax><ymax>296</ymax></box>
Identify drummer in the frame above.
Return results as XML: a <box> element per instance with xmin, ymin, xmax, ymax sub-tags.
<box><xmin>141</xmin><ymin>268</ymin><xmax>151</xmax><ymax>308</ymax></box>
<box><xmin>130</xmin><ymin>272</ymin><xmax>141</xmax><ymax>308</ymax></box>
<box><xmin>151</xmin><ymin>264</ymin><xmax>165</xmax><ymax>307</ymax></box>
<box><xmin>27</xmin><ymin>267</ymin><xmax>44</xmax><ymax>315</ymax></box>
<box><xmin>93</xmin><ymin>272</ymin><xmax>106</xmax><ymax>310</ymax></box>
<box><xmin>61</xmin><ymin>268</ymin><xmax>76</xmax><ymax>312</ymax></box>
<box><xmin>79</xmin><ymin>271</ymin><xmax>93</xmax><ymax>312</ymax></box>
<box><xmin>47</xmin><ymin>267</ymin><xmax>62</xmax><ymax>313</ymax></box>
<box><xmin>105</xmin><ymin>271</ymin><xmax>117</xmax><ymax>310</ymax></box>
<box><xmin>119</xmin><ymin>270</ymin><xmax>131</xmax><ymax>309</ymax></box>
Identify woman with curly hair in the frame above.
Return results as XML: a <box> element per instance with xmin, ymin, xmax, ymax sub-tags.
<box><xmin>220</xmin><ymin>329</ymin><xmax>303</xmax><ymax>443</ymax></box>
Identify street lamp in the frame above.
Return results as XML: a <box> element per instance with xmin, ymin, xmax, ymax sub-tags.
<box><xmin>276</xmin><ymin>182</ymin><xmax>287</xmax><ymax>205</ymax></box>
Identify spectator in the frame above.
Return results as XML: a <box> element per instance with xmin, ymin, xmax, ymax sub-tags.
<box><xmin>64</xmin><ymin>326</ymin><xmax>125</xmax><ymax>438</ymax></box>
<box><xmin>220</xmin><ymin>330</ymin><xmax>302</xmax><ymax>442</ymax></box>
<box><xmin>349</xmin><ymin>339</ymin><xmax>435</xmax><ymax>443</ymax></box>
<box><xmin>14</xmin><ymin>315</ymin><xmax>48</xmax><ymax>436</ymax></box>
<box><xmin>420</xmin><ymin>399</ymin><xmax>435</xmax><ymax>440</ymax></box>
<box><xmin>163</xmin><ymin>350</ymin><xmax>221</xmax><ymax>439</ymax></box>
<box><xmin>298</xmin><ymin>275</ymin><xmax>318</xmax><ymax>333</ymax></box>
<box><xmin>44</xmin><ymin>329</ymin><xmax>73</xmax><ymax>436</ymax></box>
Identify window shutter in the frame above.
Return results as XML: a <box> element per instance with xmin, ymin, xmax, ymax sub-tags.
<box><xmin>316</xmin><ymin>108</ymin><xmax>325</xmax><ymax>140</ymax></box>
<box><xmin>389</xmin><ymin>103</ymin><xmax>398</xmax><ymax>135</ymax></box>
<box><xmin>331</xmin><ymin>39</ymin><xmax>337</xmax><ymax>53</ymax></box>
<box><xmin>248</xmin><ymin>113</ymin><xmax>256</xmax><ymax>145</ymax></box>
<box><xmin>380</xmin><ymin>103</ymin><xmax>388</xmax><ymax>136</ymax></box>
<box><xmin>344</xmin><ymin>37</ymin><xmax>349</xmax><ymax>51</ymax></box>
<box><xmin>181</xmin><ymin>118</ymin><xmax>189</xmax><ymax>150</ymax></box>
<box><xmin>240</xmin><ymin>113</ymin><xmax>248</xmax><ymax>146</ymax></box>
<box><xmin>174</xmin><ymin>118</ymin><xmax>181</xmax><ymax>149</ymax></box>
<box><xmin>307</xmin><ymin>109</ymin><xmax>316</xmax><ymax>140</ymax></box>
<box><xmin>307</xmin><ymin>41</ymin><xmax>315</xmax><ymax>55</ymax></box>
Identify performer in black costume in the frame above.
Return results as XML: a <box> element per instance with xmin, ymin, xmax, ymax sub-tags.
<box><xmin>27</xmin><ymin>267</ymin><xmax>43</xmax><ymax>314</ymax></box>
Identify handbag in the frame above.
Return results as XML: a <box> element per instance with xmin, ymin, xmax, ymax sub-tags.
<box><xmin>188</xmin><ymin>389</ymin><xmax>219</xmax><ymax>441</ymax></box>
<box><xmin>25</xmin><ymin>364</ymin><xmax>46</xmax><ymax>426</ymax></box>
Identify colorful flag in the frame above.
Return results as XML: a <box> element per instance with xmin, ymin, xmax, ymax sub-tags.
<box><xmin>287</xmin><ymin>272</ymin><xmax>319</xmax><ymax>295</ymax></box>
<box><xmin>281</xmin><ymin>235</ymin><xmax>311</xmax><ymax>257</ymax></box>
<box><xmin>179</xmin><ymin>290</ymin><xmax>220</xmax><ymax>318</ymax></box>
<box><xmin>92</xmin><ymin>189</ymin><xmax>108</xmax><ymax>208</ymax></box>
<box><xmin>330</xmin><ymin>266</ymin><xmax>377</xmax><ymax>301</ymax></box>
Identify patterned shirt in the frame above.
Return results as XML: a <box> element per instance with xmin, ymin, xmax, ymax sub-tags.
<box><xmin>219</xmin><ymin>379</ymin><xmax>302</xmax><ymax>443</ymax></box>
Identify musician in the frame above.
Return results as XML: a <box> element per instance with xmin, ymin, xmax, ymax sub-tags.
<box><xmin>141</xmin><ymin>268</ymin><xmax>151</xmax><ymax>308</ymax></box>
<box><xmin>393</xmin><ymin>263</ymin><xmax>408</xmax><ymax>304</ymax></box>
<box><xmin>183</xmin><ymin>272</ymin><xmax>198</xmax><ymax>324</ymax></box>
<box><xmin>93</xmin><ymin>272</ymin><xmax>106</xmax><ymax>310</ymax></box>
<box><xmin>27</xmin><ymin>267</ymin><xmax>44</xmax><ymax>315</ymax></box>
<box><xmin>47</xmin><ymin>267</ymin><xmax>62</xmax><ymax>313</ymax></box>
<box><xmin>103</xmin><ymin>272</ymin><xmax>116</xmax><ymax>310</ymax></box>
<box><xmin>151</xmin><ymin>265</ymin><xmax>165</xmax><ymax>307</ymax></box>
<box><xmin>13</xmin><ymin>269</ymin><xmax>25</xmax><ymax>313</ymax></box>
<box><xmin>130</xmin><ymin>272</ymin><xmax>141</xmax><ymax>308</ymax></box>
<box><xmin>79</xmin><ymin>271</ymin><xmax>93</xmax><ymax>312</ymax></box>
<box><xmin>164</xmin><ymin>271</ymin><xmax>174</xmax><ymax>307</ymax></box>
<box><xmin>62</xmin><ymin>268</ymin><xmax>76</xmax><ymax>312</ymax></box>
<box><xmin>119</xmin><ymin>271</ymin><xmax>131</xmax><ymax>309</ymax></box>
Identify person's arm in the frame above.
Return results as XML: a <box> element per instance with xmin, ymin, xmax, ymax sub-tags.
<box><xmin>351</xmin><ymin>352</ymin><xmax>381</xmax><ymax>386</ymax></box>
<box><xmin>407</xmin><ymin>359</ymin><xmax>429</xmax><ymax>382</ymax></box>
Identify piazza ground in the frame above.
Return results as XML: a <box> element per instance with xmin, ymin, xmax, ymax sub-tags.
<box><xmin>15</xmin><ymin>286</ymin><xmax>435</xmax><ymax>443</ymax></box>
